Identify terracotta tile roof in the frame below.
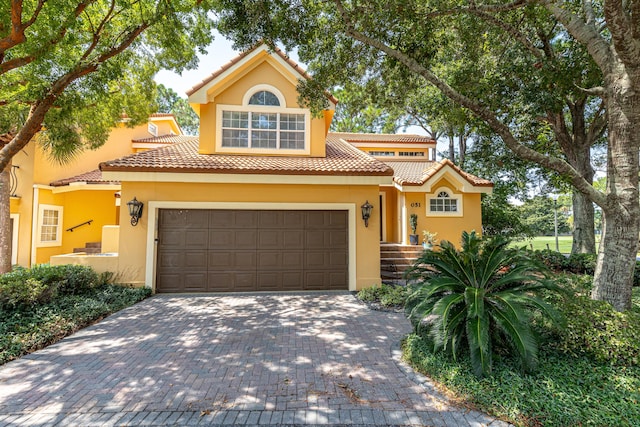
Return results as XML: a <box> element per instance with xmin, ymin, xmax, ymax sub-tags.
<box><xmin>100</xmin><ymin>136</ymin><xmax>393</xmax><ymax>177</ymax></box>
<box><xmin>383</xmin><ymin>159</ymin><xmax>493</xmax><ymax>187</ymax></box>
<box><xmin>132</xmin><ymin>135</ymin><xmax>198</xmax><ymax>144</ymax></box>
<box><xmin>332</xmin><ymin>132</ymin><xmax>436</xmax><ymax>144</ymax></box>
<box><xmin>187</xmin><ymin>43</ymin><xmax>339</xmax><ymax>105</ymax></box>
<box><xmin>50</xmin><ymin>169</ymin><xmax>120</xmax><ymax>187</ymax></box>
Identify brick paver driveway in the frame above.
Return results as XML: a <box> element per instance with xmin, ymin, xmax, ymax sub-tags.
<box><xmin>0</xmin><ymin>292</ymin><xmax>509</xmax><ymax>426</ymax></box>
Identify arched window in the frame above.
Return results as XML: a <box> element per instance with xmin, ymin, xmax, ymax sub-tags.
<box><xmin>220</xmin><ymin>85</ymin><xmax>307</xmax><ymax>151</ymax></box>
<box><xmin>430</xmin><ymin>190</ymin><xmax>458</xmax><ymax>213</ymax></box>
<box><xmin>248</xmin><ymin>90</ymin><xmax>280</xmax><ymax>106</ymax></box>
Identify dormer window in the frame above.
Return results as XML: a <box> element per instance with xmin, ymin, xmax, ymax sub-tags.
<box><xmin>218</xmin><ymin>85</ymin><xmax>310</xmax><ymax>154</ymax></box>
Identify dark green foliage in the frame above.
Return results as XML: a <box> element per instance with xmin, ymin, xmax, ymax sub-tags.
<box><xmin>517</xmin><ymin>196</ymin><xmax>571</xmax><ymax>236</ymax></box>
<box><xmin>543</xmin><ymin>275</ymin><xmax>640</xmax><ymax>367</ymax></box>
<box><xmin>155</xmin><ymin>84</ymin><xmax>200</xmax><ymax>135</ymax></box>
<box><xmin>356</xmin><ymin>283</ymin><xmax>408</xmax><ymax>308</ymax></box>
<box><xmin>403</xmin><ymin>333</ymin><xmax>640</xmax><ymax>427</ymax></box>
<box><xmin>481</xmin><ymin>193</ymin><xmax>533</xmax><ymax>239</ymax></box>
<box><xmin>402</xmin><ymin>283</ymin><xmax>640</xmax><ymax>426</ymax></box>
<box><xmin>405</xmin><ymin>231</ymin><xmax>563</xmax><ymax>377</ymax></box>
<box><xmin>529</xmin><ymin>249</ymin><xmax>640</xmax><ymax>286</ymax></box>
<box><xmin>0</xmin><ymin>283</ymin><xmax>151</xmax><ymax>365</ymax></box>
<box><xmin>0</xmin><ymin>265</ymin><xmax>108</xmax><ymax>310</ymax></box>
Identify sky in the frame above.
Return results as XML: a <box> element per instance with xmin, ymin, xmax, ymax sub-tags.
<box><xmin>154</xmin><ymin>35</ymin><xmax>243</xmax><ymax>97</ymax></box>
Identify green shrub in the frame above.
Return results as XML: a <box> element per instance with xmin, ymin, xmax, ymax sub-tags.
<box><xmin>357</xmin><ymin>283</ymin><xmax>408</xmax><ymax>308</ymax></box>
<box><xmin>530</xmin><ymin>249</ymin><xmax>568</xmax><ymax>271</ymax></box>
<box><xmin>0</xmin><ymin>265</ymin><xmax>110</xmax><ymax>310</ymax></box>
<box><xmin>403</xmin><ymin>333</ymin><xmax>640</xmax><ymax>427</ymax></box>
<box><xmin>0</xmin><ymin>275</ymin><xmax>52</xmax><ymax>309</ymax></box>
<box><xmin>545</xmin><ymin>275</ymin><xmax>640</xmax><ymax>366</ymax></box>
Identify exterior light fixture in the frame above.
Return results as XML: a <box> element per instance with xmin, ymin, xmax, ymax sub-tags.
<box><xmin>127</xmin><ymin>197</ymin><xmax>144</xmax><ymax>226</ymax></box>
<box><xmin>361</xmin><ymin>200</ymin><xmax>373</xmax><ymax>227</ymax></box>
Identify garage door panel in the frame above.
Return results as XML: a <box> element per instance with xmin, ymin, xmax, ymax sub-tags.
<box><xmin>156</xmin><ymin>273</ymin><xmax>183</xmax><ymax>293</ymax></box>
<box><xmin>329</xmin><ymin>230</ymin><xmax>348</xmax><ymax>246</ymax></box>
<box><xmin>184</xmin><ymin>231</ymin><xmax>208</xmax><ymax>249</ymax></box>
<box><xmin>208</xmin><ymin>251</ymin><xmax>256</xmax><ymax>270</ymax></box>
<box><xmin>184</xmin><ymin>273</ymin><xmax>208</xmax><ymax>292</ymax></box>
<box><xmin>158</xmin><ymin>229</ymin><xmax>186</xmax><ymax>247</ymax></box>
<box><xmin>161</xmin><ymin>209</ymin><xmax>209</xmax><ymax>229</ymax></box>
<box><xmin>283</xmin><ymin>211</ymin><xmax>305</xmax><ymax>227</ymax></box>
<box><xmin>257</xmin><ymin>230</ymin><xmax>282</xmax><ymax>248</ymax></box>
<box><xmin>157</xmin><ymin>251</ymin><xmax>184</xmax><ymax>268</ymax></box>
<box><xmin>208</xmin><ymin>272</ymin><xmax>257</xmax><ymax>292</ymax></box>
<box><xmin>209</xmin><ymin>230</ymin><xmax>257</xmax><ymax>248</ymax></box>
<box><xmin>283</xmin><ymin>230</ymin><xmax>304</xmax><ymax>248</ymax></box>
<box><xmin>185</xmin><ymin>251</ymin><xmax>207</xmax><ymax>268</ymax></box>
<box><xmin>157</xmin><ymin>209</ymin><xmax>348</xmax><ymax>293</ymax></box>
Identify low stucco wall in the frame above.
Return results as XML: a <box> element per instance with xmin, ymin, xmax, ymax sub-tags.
<box><xmin>49</xmin><ymin>253</ymin><xmax>119</xmax><ymax>274</ymax></box>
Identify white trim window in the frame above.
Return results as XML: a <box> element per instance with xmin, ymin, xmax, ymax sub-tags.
<box><xmin>37</xmin><ymin>205</ymin><xmax>63</xmax><ymax>247</ymax></box>
<box><xmin>10</xmin><ymin>213</ymin><xmax>18</xmax><ymax>265</ymax></box>
<box><xmin>426</xmin><ymin>188</ymin><xmax>463</xmax><ymax>217</ymax></box>
<box><xmin>217</xmin><ymin>85</ymin><xmax>310</xmax><ymax>155</ymax></box>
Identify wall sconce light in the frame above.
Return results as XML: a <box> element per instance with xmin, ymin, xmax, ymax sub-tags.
<box><xmin>361</xmin><ymin>200</ymin><xmax>373</xmax><ymax>227</ymax></box>
<box><xmin>127</xmin><ymin>197</ymin><xmax>144</xmax><ymax>226</ymax></box>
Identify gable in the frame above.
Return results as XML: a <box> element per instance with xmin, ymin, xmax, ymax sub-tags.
<box><xmin>191</xmin><ymin>44</ymin><xmax>334</xmax><ymax>157</ymax></box>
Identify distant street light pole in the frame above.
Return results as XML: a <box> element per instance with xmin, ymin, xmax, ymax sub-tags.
<box><xmin>551</xmin><ymin>194</ymin><xmax>559</xmax><ymax>252</ymax></box>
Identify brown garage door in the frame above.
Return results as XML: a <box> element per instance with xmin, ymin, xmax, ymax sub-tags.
<box><xmin>156</xmin><ymin>209</ymin><xmax>348</xmax><ymax>293</ymax></box>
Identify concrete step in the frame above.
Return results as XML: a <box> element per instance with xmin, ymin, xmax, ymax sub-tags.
<box><xmin>85</xmin><ymin>242</ymin><xmax>102</xmax><ymax>249</ymax></box>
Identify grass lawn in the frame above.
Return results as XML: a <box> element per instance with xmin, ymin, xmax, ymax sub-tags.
<box><xmin>517</xmin><ymin>235</ymin><xmax>574</xmax><ymax>252</ymax></box>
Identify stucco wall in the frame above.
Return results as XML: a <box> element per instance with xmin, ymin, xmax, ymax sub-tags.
<box><xmin>34</xmin><ymin>189</ymin><xmax>119</xmax><ymax>264</ymax></box>
<box><xmin>402</xmin><ymin>179</ymin><xmax>483</xmax><ymax>247</ymax></box>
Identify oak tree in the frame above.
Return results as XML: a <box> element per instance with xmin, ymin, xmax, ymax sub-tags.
<box><xmin>0</xmin><ymin>0</ymin><xmax>216</xmax><ymax>272</ymax></box>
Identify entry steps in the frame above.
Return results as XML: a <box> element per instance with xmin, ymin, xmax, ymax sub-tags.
<box><xmin>380</xmin><ymin>243</ymin><xmax>423</xmax><ymax>283</ymax></box>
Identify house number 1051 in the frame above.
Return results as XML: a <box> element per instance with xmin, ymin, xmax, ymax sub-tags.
<box><xmin>410</xmin><ymin>202</ymin><xmax>421</xmax><ymax>207</ymax></box>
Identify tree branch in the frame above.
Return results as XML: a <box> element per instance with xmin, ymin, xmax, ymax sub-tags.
<box><xmin>543</xmin><ymin>0</ymin><xmax>612</xmax><ymax>72</ymax></box>
<box><xmin>0</xmin><ymin>19</ymin><xmax>150</xmax><ymax>172</ymax></box>
<box><xmin>333</xmin><ymin>0</ymin><xmax>606</xmax><ymax>207</ymax></box>
<box><xmin>474</xmin><ymin>10</ymin><xmax>543</xmax><ymax>58</ymax></box>
<box><xmin>0</xmin><ymin>1</ymin><xmax>96</xmax><ymax>75</ymax></box>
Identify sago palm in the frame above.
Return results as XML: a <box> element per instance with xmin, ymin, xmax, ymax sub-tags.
<box><xmin>405</xmin><ymin>231</ymin><xmax>562</xmax><ymax>377</ymax></box>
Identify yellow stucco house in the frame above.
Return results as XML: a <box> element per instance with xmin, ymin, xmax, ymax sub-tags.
<box><xmin>10</xmin><ymin>43</ymin><xmax>492</xmax><ymax>293</ymax></box>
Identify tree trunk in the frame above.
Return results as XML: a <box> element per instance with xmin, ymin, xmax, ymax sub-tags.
<box><xmin>448</xmin><ymin>134</ymin><xmax>455</xmax><ymax>162</ymax></box>
<box><xmin>572</xmin><ymin>192</ymin><xmax>596</xmax><ymax>254</ymax></box>
<box><xmin>591</xmin><ymin>68</ymin><xmax>640</xmax><ymax>312</ymax></box>
<box><xmin>0</xmin><ymin>163</ymin><xmax>11</xmax><ymax>273</ymax></box>
<box><xmin>571</xmin><ymin>137</ymin><xmax>596</xmax><ymax>254</ymax></box>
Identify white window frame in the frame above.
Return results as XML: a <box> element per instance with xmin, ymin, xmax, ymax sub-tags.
<box><xmin>37</xmin><ymin>204</ymin><xmax>63</xmax><ymax>247</ymax></box>
<box><xmin>148</xmin><ymin>122</ymin><xmax>158</xmax><ymax>137</ymax></box>
<box><xmin>10</xmin><ymin>213</ymin><xmax>18</xmax><ymax>265</ymax></box>
<box><xmin>216</xmin><ymin>84</ymin><xmax>311</xmax><ymax>155</ymax></box>
<box><xmin>425</xmin><ymin>187</ymin><xmax>463</xmax><ymax>217</ymax></box>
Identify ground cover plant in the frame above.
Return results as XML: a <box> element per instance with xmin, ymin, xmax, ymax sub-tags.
<box><xmin>402</xmin><ymin>260</ymin><xmax>640</xmax><ymax>425</ymax></box>
<box><xmin>356</xmin><ymin>283</ymin><xmax>408</xmax><ymax>309</ymax></box>
<box><xmin>0</xmin><ymin>265</ymin><xmax>151</xmax><ymax>365</ymax></box>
